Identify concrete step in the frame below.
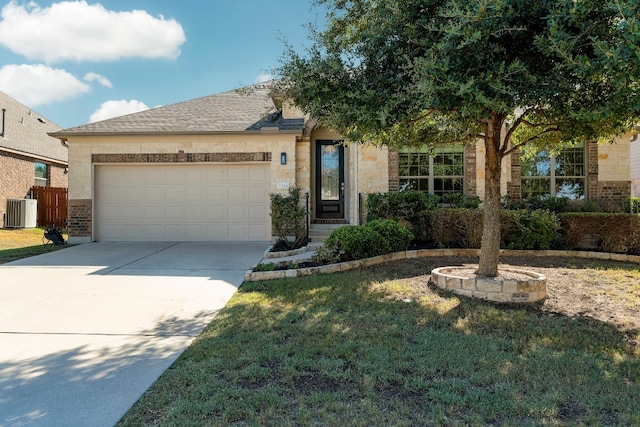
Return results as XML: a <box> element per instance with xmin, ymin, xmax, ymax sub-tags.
<box><xmin>308</xmin><ymin>223</ymin><xmax>348</xmax><ymax>243</ymax></box>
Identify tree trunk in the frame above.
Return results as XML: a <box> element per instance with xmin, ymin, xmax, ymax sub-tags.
<box><xmin>477</xmin><ymin>115</ymin><xmax>505</xmax><ymax>277</ymax></box>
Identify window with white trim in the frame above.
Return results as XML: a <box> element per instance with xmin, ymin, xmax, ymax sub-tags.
<box><xmin>399</xmin><ymin>145</ymin><xmax>464</xmax><ymax>196</ymax></box>
<box><xmin>520</xmin><ymin>142</ymin><xmax>586</xmax><ymax>199</ymax></box>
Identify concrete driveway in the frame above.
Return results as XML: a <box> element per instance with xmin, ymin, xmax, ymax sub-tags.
<box><xmin>0</xmin><ymin>241</ymin><xmax>267</xmax><ymax>427</ymax></box>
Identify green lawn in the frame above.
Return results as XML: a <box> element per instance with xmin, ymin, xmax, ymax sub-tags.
<box><xmin>118</xmin><ymin>257</ymin><xmax>640</xmax><ymax>426</ymax></box>
<box><xmin>0</xmin><ymin>227</ymin><xmax>69</xmax><ymax>264</ymax></box>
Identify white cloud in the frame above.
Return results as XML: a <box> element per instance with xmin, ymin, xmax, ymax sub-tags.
<box><xmin>0</xmin><ymin>64</ymin><xmax>90</xmax><ymax>106</ymax></box>
<box><xmin>89</xmin><ymin>99</ymin><xmax>150</xmax><ymax>123</ymax></box>
<box><xmin>84</xmin><ymin>72</ymin><xmax>112</xmax><ymax>88</ymax></box>
<box><xmin>0</xmin><ymin>1</ymin><xmax>186</xmax><ymax>63</ymax></box>
<box><xmin>255</xmin><ymin>74</ymin><xmax>273</xmax><ymax>83</ymax></box>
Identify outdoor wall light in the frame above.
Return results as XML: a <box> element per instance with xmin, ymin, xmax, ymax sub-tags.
<box><xmin>280</xmin><ymin>152</ymin><xmax>287</xmax><ymax>165</ymax></box>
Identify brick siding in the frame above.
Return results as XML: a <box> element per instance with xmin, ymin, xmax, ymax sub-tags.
<box><xmin>68</xmin><ymin>199</ymin><xmax>92</xmax><ymax>237</ymax></box>
<box><xmin>507</xmin><ymin>150</ymin><xmax>522</xmax><ymax>201</ymax></box>
<box><xmin>0</xmin><ymin>151</ymin><xmax>67</xmax><ymax>227</ymax></box>
<box><xmin>464</xmin><ymin>144</ymin><xmax>477</xmax><ymax>197</ymax></box>
<box><xmin>387</xmin><ymin>148</ymin><xmax>399</xmax><ymax>192</ymax></box>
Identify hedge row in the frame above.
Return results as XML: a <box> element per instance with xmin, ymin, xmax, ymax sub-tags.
<box><xmin>367</xmin><ymin>192</ymin><xmax>640</xmax><ymax>254</ymax></box>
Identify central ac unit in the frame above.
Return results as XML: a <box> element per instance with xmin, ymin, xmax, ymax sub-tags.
<box><xmin>5</xmin><ymin>199</ymin><xmax>37</xmax><ymax>228</ymax></box>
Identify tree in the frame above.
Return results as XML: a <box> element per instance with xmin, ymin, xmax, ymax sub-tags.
<box><xmin>276</xmin><ymin>0</ymin><xmax>640</xmax><ymax>277</ymax></box>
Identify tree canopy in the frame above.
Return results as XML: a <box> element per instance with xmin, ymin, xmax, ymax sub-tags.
<box><xmin>277</xmin><ymin>0</ymin><xmax>640</xmax><ymax>276</ymax></box>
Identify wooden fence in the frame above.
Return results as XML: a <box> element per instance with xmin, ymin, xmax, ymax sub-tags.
<box><xmin>31</xmin><ymin>186</ymin><xmax>68</xmax><ymax>228</ymax></box>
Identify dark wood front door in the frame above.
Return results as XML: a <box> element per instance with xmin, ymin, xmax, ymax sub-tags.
<box><xmin>315</xmin><ymin>140</ymin><xmax>345</xmax><ymax>219</ymax></box>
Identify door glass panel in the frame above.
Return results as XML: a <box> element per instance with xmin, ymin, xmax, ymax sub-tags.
<box><xmin>321</xmin><ymin>144</ymin><xmax>340</xmax><ymax>200</ymax></box>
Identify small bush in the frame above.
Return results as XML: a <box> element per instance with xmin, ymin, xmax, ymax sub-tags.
<box><xmin>441</xmin><ymin>193</ymin><xmax>482</xmax><ymax>209</ymax></box>
<box><xmin>270</xmin><ymin>187</ymin><xmax>307</xmax><ymax>249</ymax></box>
<box><xmin>366</xmin><ymin>191</ymin><xmax>437</xmax><ymax>240</ymax></box>
<box><xmin>559</xmin><ymin>212</ymin><xmax>640</xmax><ymax>254</ymax></box>
<box><xmin>431</xmin><ymin>208</ymin><xmax>484</xmax><ymax>248</ymax></box>
<box><xmin>365</xmin><ymin>219</ymin><xmax>414</xmax><ymax>252</ymax></box>
<box><xmin>503</xmin><ymin>209</ymin><xmax>559</xmax><ymax>250</ymax></box>
<box><xmin>629</xmin><ymin>197</ymin><xmax>640</xmax><ymax>214</ymax></box>
<box><xmin>323</xmin><ymin>225</ymin><xmax>388</xmax><ymax>261</ymax></box>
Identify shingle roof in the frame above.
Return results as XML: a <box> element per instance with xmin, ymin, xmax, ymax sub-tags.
<box><xmin>0</xmin><ymin>91</ymin><xmax>66</xmax><ymax>163</ymax></box>
<box><xmin>52</xmin><ymin>83</ymin><xmax>305</xmax><ymax>137</ymax></box>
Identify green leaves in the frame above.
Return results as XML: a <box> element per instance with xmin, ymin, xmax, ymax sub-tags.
<box><xmin>278</xmin><ymin>0</ymin><xmax>640</xmax><ymax>148</ymax></box>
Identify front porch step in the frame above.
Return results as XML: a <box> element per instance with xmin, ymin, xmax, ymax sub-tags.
<box><xmin>308</xmin><ymin>223</ymin><xmax>348</xmax><ymax>243</ymax></box>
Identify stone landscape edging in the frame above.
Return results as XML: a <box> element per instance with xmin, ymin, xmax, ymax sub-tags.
<box><xmin>244</xmin><ymin>248</ymin><xmax>640</xmax><ymax>282</ymax></box>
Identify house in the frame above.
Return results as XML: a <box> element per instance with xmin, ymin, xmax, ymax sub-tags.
<box><xmin>1</xmin><ymin>91</ymin><xmax>67</xmax><ymax>228</ymax></box>
<box><xmin>51</xmin><ymin>83</ymin><xmax>636</xmax><ymax>244</ymax></box>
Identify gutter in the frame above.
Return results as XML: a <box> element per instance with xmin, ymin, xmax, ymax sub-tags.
<box><xmin>0</xmin><ymin>146</ymin><xmax>68</xmax><ymax>167</ymax></box>
<box><xmin>49</xmin><ymin>129</ymin><xmax>304</xmax><ymax>139</ymax></box>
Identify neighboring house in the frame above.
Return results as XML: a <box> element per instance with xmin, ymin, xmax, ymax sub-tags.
<box><xmin>1</xmin><ymin>91</ymin><xmax>67</xmax><ymax>228</ymax></box>
<box><xmin>51</xmin><ymin>83</ymin><xmax>636</xmax><ymax>244</ymax></box>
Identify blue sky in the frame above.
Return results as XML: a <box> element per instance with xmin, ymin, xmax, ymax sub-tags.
<box><xmin>0</xmin><ymin>1</ymin><xmax>325</xmax><ymax>128</ymax></box>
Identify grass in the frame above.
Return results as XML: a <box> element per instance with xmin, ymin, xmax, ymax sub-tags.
<box><xmin>0</xmin><ymin>227</ymin><xmax>69</xmax><ymax>264</ymax></box>
<box><xmin>118</xmin><ymin>257</ymin><xmax>640</xmax><ymax>426</ymax></box>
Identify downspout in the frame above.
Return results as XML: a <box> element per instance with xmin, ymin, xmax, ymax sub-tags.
<box><xmin>1</xmin><ymin>108</ymin><xmax>5</xmax><ymax>137</ymax></box>
<box><xmin>355</xmin><ymin>144</ymin><xmax>359</xmax><ymax>225</ymax></box>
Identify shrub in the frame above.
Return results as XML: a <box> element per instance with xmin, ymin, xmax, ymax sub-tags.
<box><xmin>503</xmin><ymin>209</ymin><xmax>559</xmax><ymax>250</ymax></box>
<box><xmin>629</xmin><ymin>197</ymin><xmax>640</xmax><ymax>214</ymax></box>
<box><xmin>323</xmin><ymin>225</ymin><xmax>388</xmax><ymax>261</ymax></box>
<box><xmin>441</xmin><ymin>193</ymin><xmax>482</xmax><ymax>209</ymax></box>
<box><xmin>270</xmin><ymin>187</ymin><xmax>307</xmax><ymax>249</ymax></box>
<box><xmin>364</xmin><ymin>219</ymin><xmax>414</xmax><ymax>252</ymax></box>
<box><xmin>559</xmin><ymin>212</ymin><xmax>640</xmax><ymax>254</ymax></box>
<box><xmin>430</xmin><ymin>208</ymin><xmax>484</xmax><ymax>248</ymax></box>
<box><xmin>366</xmin><ymin>191</ymin><xmax>437</xmax><ymax>240</ymax></box>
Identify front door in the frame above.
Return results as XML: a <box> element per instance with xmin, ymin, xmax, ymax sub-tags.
<box><xmin>315</xmin><ymin>140</ymin><xmax>345</xmax><ymax>219</ymax></box>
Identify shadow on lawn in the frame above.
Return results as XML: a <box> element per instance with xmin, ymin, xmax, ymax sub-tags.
<box><xmin>221</xmin><ymin>257</ymin><xmax>640</xmax><ymax>425</ymax></box>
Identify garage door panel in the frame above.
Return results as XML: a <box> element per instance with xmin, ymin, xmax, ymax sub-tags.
<box><xmin>185</xmin><ymin>168</ymin><xmax>205</xmax><ymax>184</ymax></box>
<box><xmin>206</xmin><ymin>205</ymin><xmax>226</xmax><ymax>221</ymax></box>
<box><xmin>165</xmin><ymin>168</ymin><xmax>185</xmax><ymax>183</ymax></box>
<box><xmin>144</xmin><ymin>187</ymin><xmax>163</xmax><ymax>202</ymax></box>
<box><xmin>144</xmin><ymin>206</ymin><xmax>163</xmax><ymax>220</ymax></box>
<box><xmin>248</xmin><ymin>166</ymin><xmax>267</xmax><ymax>181</ymax></box>
<box><xmin>227</xmin><ymin>205</ymin><xmax>247</xmax><ymax>221</ymax></box>
<box><xmin>227</xmin><ymin>167</ymin><xmax>247</xmax><ymax>182</ymax></box>
<box><xmin>248</xmin><ymin>224</ymin><xmax>269</xmax><ymax>240</ymax></box>
<box><xmin>206</xmin><ymin>187</ymin><xmax>224</xmax><ymax>201</ymax></box>
<box><xmin>165</xmin><ymin>205</ymin><xmax>185</xmax><ymax>220</ymax></box>
<box><xmin>248</xmin><ymin>206</ymin><xmax>267</xmax><ymax>221</ymax></box>
<box><xmin>185</xmin><ymin>187</ymin><xmax>203</xmax><ymax>200</ymax></box>
<box><xmin>248</xmin><ymin>186</ymin><xmax>267</xmax><ymax>202</ymax></box>
<box><xmin>143</xmin><ymin>168</ymin><xmax>165</xmax><ymax>183</ymax></box>
<box><xmin>96</xmin><ymin>164</ymin><xmax>270</xmax><ymax>241</ymax></box>
<box><xmin>227</xmin><ymin>186</ymin><xmax>247</xmax><ymax>202</ymax></box>
<box><xmin>185</xmin><ymin>206</ymin><xmax>205</xmax><ymax>221</ymax></box>
<box><xmin>165</xmin><ymin>187</ymin><xmax>186</xmax><ymax>201</ymax></box>
<box><xmin>206</xmin><ymin>168</ymin><xmax>225</xmax><ymax>181</ymax></box>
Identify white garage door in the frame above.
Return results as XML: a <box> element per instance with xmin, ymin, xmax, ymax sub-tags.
<box><xmin>95</xmin><ymin>164</ymin><xmax>270</xmax><ymax>241</ymax></box>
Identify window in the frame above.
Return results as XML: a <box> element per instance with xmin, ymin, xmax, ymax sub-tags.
<box><xmin>399</xmin><ymin>145</ymin><xmax>464</xmax><ymax>196</ymax></box>
<box><xmin>520</xmin><ymin>142</ymin><xmax>585</xmax><ymax>199</ymax></box>
<box><xmin>35</xmin><ymin>162</ymin><xmax>48</xmax><ymax>187</ymax></box>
